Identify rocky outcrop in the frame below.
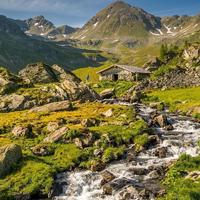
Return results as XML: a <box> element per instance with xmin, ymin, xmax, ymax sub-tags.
<box><xmin>43</xmin><ymin>127</ymin><xmax>68</xmax><ymax>143</ymax></box>
<box><xmin>12</xmin><ymin>125</ymin><xmax>32</xmax><ymax>138</ymax></box>
<box><xmin>19</xmin><ymin>62</ymin><xmax>58</xmax><ymax>84</ymax></box>
<box><xmin>29</xmin><ymin>101</ymin><xmax>73</xmax><ymax>113</ymax></box>
<box><xmin>99</xmin><ymin>88</ymin><xmax>115</xmax><ymax>99</ymax></box>
<box><xmin>138</xmin><ymin>66</ymin><xmax>200</xmax><ymax>90</ymax></box>
<box><xmin>0</xmin><ymin>144</ymin><xmax>22</xmax><ymax>177</ymax></box>
<box><xmin>31</xmin><ymin>144</ymin><xmax>55</xmax><ymax>156</ymax></box>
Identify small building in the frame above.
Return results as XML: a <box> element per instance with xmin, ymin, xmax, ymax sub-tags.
<box><xmin>97</xmin><ymin>64</ymin><xmax>151</xmax><ymax>81</ymax></box>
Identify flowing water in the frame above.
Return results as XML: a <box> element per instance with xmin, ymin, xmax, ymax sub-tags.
<box><xmin>53</xmin><ymin>103</ymin><xmax>200</xmax><ymax>200</ymax></box>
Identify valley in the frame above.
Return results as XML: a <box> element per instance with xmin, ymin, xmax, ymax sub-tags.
<box><xmin>0</xmin><ymin>1</ymin><xmax>200</xmax><ymax>200</ymax></box>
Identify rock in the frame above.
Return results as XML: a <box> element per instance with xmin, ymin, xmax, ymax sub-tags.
<box><xmin>18</xmin><ymin>62</ymin><xmax>58</xmax><ymax>84</ymax></box>
<box><xmin>31</xmin><ymin>144</ymin><xmax>55</xmax><ymax>156</ymax></box>
<box><xmin>12</xmin><ymin>125</ymin><xmax>32</xmax><ymax>138</ymax></box>
<box><xmin>30</xmin><ymin>101</ymin><xmax>73</xmax><ymax>113</ymax></box>
<box><xmin>14</xmin><ymin>194</ymin><xmax>31</xmax><ymax>200</ymax></box>
<box><xmin>148</xmin><ymin>170</ymin><xmax>160</xmax><ymax>179</ymax></box>
<box><xmin>164</xmin><ymin>124</ymin><xmax>174</xmax><ymax>131</ymax></box>
<box><xmin>185</xmin><ymin>171</ymin><xmax>200</xmax><ymax>180</ymax></box>
<box><xmin>100</xmin><ymin>88</ymin><xmax>115</xmax><ymax>99</ymax></box>
<box><xmin>102</xmin><ymin>109</ymin><xmax>113</xmax><ymax>117</ymax></box>
<box><xmin>102</xmin><ymin>184</ymin><xmax>113</xmax><ymax>195</ymax></box>
<box><xmin>100</xmin><ymin>170</ymin><xmax>116</xmax><ymax>186</ymax></box>
<box><xmin>118</xmin><ymin>185</ymin><xmax>140</xmax><ymax>200</ymax></box>
<box><xmin>90</xmin><ymin>160</ymin><xmax>106</xmax><ymax>172</ymax></box>
<box><xmin>149</xmin><ymin>102</ymin><xmax>165</xmax><ymax>110</ymax></box>
<box><xmin>0</xmin><ymin>144</ymin><xmax>22</xmax><ymax>177</ymax></box>
<box><xmin>43</xmin><ymin>127</ymin><xmax>68</xmax><ymax>143</ymax></box>
<box><xmin>126</xmin><ymin>149</ymin><xmax>136</xmax><ymax>162</ymax></box>
<box><xmin>147</xmin><ymin>135</ymin><xmax>160</xmax><ymax>146</ymax></box>
<box><xmin>81</xmin><ymin>118</ymin><xmax>100</xmax><ymax>127</ymax></box>
<box><xmin>61</xmin><ymin>79</ymin><xmax>99</xmax><ymax>101</ymax></box>
<box><xmin>128</xmin><ymin>167</ymin><xmax>148</xmax><ymax>175</ymax></box>
<box><xmin>154</xmin><ymin>147</ymin><xmax>167</xmax><ymax>158</ymax></box>
<box><xmin>74</xmin><ymin>138</ymin><xmax>84</xmax><ymax>149</ymax></box>
<box><xmin>153</xmin><ymin>114</ymin><xmax>171</xmax><ymax>128</ymax></box>
<box><xmin>46</xmin><ymin>121</ymin><xmax>64</xmax><ymax>132</ymax></box>
<box><xmin>93</xmin><ymin>148</ymin><xmax>103</xmax><ymax>157</ymax></box>
<box><xmin>130</xmin><ymin>91</ymin><xmax>142</xmax><ymax>103</ymax></box>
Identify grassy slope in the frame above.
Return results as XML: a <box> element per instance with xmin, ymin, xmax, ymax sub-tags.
<box><xmin>0</xmin><ymin>102</ymin><xmax>148</xmax><ymax>198</ymax></box>
<box><xmin>160</xmin><ymin>154</ymin><xmax>200</xmax><ymax>200</ymax></box>
<box><xmin>144</xmin><ymin>87</ymin><xmax>200</xmax><ymax>118</ymax></box>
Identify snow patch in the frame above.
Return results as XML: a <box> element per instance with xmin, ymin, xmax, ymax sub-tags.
<box><xmin>93</xmin><ymin>22</ymin><xmax>99</xmax><ymax>28</ymax></box>
<box><xmin>150</xmin><ymin>31</ymin><xmax>160</xmax><ymax>36</ymax></box>
<box><xmin>40</xmin><ymin>33</ymin><xmax>45</xmax><ymax>36</ymax></box>
<box><xmin>156</xmin><ymin>28</ymin><xmax>163</xmax><ymax>35</ymax></box>
<box><xmin>107</xmin><ymin>14</ymin><xmax>110</xmax><ymax>18</ymax></box>
<box><xmin>164</xmin><ymin>24</ymin><xmax>173</xmax><ymax>34</ymax></box>
<box><xmin>34</xmin><ymin>23</ymin><xmax>39</xmax><ymax>26</ymax></box>
<box><xmin>38</xmin><ymin>25</ymin><xmax>44</xmax><ymax>28</ymax></box>
<box><xmin>63</xmin><ymin>34</ymin><xmax>67</xmax><ymax>38</ymax></box>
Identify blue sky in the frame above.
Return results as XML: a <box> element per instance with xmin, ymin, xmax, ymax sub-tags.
<box><xmin>0</xmin><ymin>0</ymin><xmax>200</xmax><ymax>27</ymax></box>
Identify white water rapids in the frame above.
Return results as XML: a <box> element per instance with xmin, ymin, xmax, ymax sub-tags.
<box><xmin>53</xmin><ymin>104</ymin><xmax>200</xmax><ymax>200</ymax></box>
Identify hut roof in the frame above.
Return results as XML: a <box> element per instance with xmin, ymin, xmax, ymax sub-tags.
<box><xmin>97</xmin><ymin>64</ymin><xmax>150</xmax><ymax>74</ymax></box>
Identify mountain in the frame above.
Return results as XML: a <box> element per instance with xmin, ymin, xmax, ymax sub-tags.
<box><xmin>15</xmin><ymin>15</ymin><xmax>77</xmax><ymax>40</ymax></box>
<box><xmin>70</xmin><ymin>1</ymin><xmax>200</xmax><ymax>47</ymax></box>
<box><xmin>71</xmin><ymin>1</ymin><xmax>161</xmax><ymax>42</ymax></box>
<box><xmin>0</xmin><ymin>15</ymin><xmax>108</xmax><ymax>72</ymax></box>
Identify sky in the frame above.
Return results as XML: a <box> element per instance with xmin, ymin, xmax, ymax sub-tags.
<box><xmin>0</xmin><ymin>0</ymin><xmax>200</xmax><ymax>27</ymax></box>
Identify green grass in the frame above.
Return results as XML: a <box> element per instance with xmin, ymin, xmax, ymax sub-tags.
<box><xmin>160</xmin><ymin>154</ymin><xmax>200</xmax><ymax>200</ymax></box>
<box><xmin>144</xmin><ymin>87</ymin><xmax>200</xmax><ymax>118</ymax></box>
<box><xmin>91</xmin><ymin>80</ymin><xmax>136</xmax><ymax>97</ymax></box>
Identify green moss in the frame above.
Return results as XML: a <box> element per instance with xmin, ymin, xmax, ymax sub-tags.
<box><xmin>102</xmin><ymin>146</ymin><xmax>125</xmax><ymax>163</ymax></box>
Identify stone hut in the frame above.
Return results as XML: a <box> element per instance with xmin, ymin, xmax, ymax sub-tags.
<box><xmin>97</xmin><ymin>64</ymin><xmax>150</xmax><ymax>81</ymax></box>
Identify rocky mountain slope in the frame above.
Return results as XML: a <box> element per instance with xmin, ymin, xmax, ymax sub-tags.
<box><xmin>70</xmin><ymin>1</ymin><xmax>200</xmax><ymax>49</ymax></box>
<box><xmin>15</xmin><ymin>15</ymin><xmax>77</xmax><ymax>41</ymax></box>
<box><xmin>0</xmin><ymin>62</ymin><xmax>99</xmax><ymax>112</ymax></box>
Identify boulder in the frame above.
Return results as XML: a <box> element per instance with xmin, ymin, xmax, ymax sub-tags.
<box><xmin>102</xmin><ymin>109</ymin><xmax>113</xmax><ymax>117</ymax></box>
<box><xmin>128</xmin><ymin>167</ymin><xmax>148</xmax><ymax>175</ymax></box>
<box><xmin>103</xmin><ymin>184</ymin><xmax>113</xmax><ymax>195</ymax></box>
<box><xmin>46</xmin><ymin>121</ymin><xmax>64</xmax><ymax>132</ymax></box>
<box><xmin>0</xmin><ymin>144</ymin><xmax>22</xmax><ymax>177</ymax></box>
<box><xmin>185</xmin><ymin>171</ymin><xmax>200</xmax><ymax>180</ymax></box>
<box><xmin>30</xmin><ymin>101</ymin><xmax>73</xmax><ymax>113</ymax></box>
<box><xmin>81</xmin><ymin>118</ymin><xmax>100</xmax><ymax>127</ymax></box>
<box><xmin>154</xmin><ymin>147</ymin><xmax>167</xmax><ymax>158</ymax></box>
<box><xmin>43</xmin><ymin>127</ymin><xmax>68</xmax><ymax>143</ymax></box>
<box><xmin>61</xmin><ymin>79</ymin><xmax>99</xmax><ymax>101</ymax></box>
<box><xmin>153</xmin><ymin>114</ymin><xmax>171</xmax><ymax>128</ymax></box>
<box><xmin>18</xmin><ymin>62</ymin><xmax>58</xmax><ymax>84</ymax></box>
<box><xmin>118</xmin><ymin>185</ymin><xmax>140</xmax><ymax>200</ymax></box>
<box><xmin>148</xmin><ymin>170</ymin><xmax>160</xmax><ymax>179</ymax></box>
<box><xmin>12</xmin><ymin>125</ymin><xmax>32</xmax><ymax>138</ymax></box>
<box><xmin>90</xmin><ymin>160</ymin><xmax>106</xmax><ymax>172</ymax></box>
<box><xmin>100</xmin><ymin>88</ymin><xmax>115</xmax><ymax>99</ymax></box>
<box><xmin>31</xmin><ymin>144</ymin><xmax>55</xmax><ymax>156</ymax></box>
<box><xmin>100</xmin><ymin>170</ymin><xmax>116</xmax><ymax>186</ymax></box>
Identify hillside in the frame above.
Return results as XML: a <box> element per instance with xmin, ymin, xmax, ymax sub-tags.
<box><xmin>0</xmin><ymin>15</ymin><xmax>110</xmax><ymax>72</ymax></box>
